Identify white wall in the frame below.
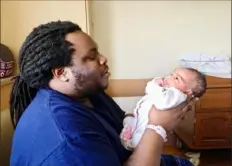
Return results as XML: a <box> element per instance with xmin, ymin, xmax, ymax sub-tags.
<box><xmin>91</xmin><ymin>1</ymin><xmax>231</xmax><ymax>111</ymax></box>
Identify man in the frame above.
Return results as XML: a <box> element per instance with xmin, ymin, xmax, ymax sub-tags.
<box><xmin>10</xmin><ymin>21</ymin><xmax>193</xmax><ymax>166</ymax></box>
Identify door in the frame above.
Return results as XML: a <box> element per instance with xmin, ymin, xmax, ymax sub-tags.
<box><xmin>195</xmin><ymin>112</ymin><xmax>232</xmax><ymax>148</ymax></box>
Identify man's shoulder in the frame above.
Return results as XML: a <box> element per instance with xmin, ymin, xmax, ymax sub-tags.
<box><xmin>48</xmin><ymin>93</ymin><xmax>105</xmax><ymax>136</ymax></box>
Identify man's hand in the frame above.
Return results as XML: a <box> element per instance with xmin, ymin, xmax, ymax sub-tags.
<box><xmin>148</xmin><ymin>99</ymin><xmax>194</xmax><ymax>131</ymax></box>
<box><xmin>124</xmin><ymin>99</ymin><xmax>196</xmax><ymax>166</ymax></box>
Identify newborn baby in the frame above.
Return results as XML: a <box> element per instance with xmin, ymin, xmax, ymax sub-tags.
<box><xmin>120</xmin><ymin>67</ymin><xmax>207</xmax><ymax>150</ymax></box>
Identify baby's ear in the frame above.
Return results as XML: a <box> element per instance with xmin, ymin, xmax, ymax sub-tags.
<box><xmin>186</xmin><ymin>89</ymin><xmax>193</xmax><ymax>97</ymax></box>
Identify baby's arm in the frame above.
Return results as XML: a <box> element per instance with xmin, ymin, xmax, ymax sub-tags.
<box><xmin>151</xmin><ymin>85</ymin><xmax>187</xmax><ymax>110</ymax></box>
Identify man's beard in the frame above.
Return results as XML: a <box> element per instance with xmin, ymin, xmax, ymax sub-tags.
<box><xmin>73</xmin><ymin>71</ymin><xmax>105</xmax><ymax>98</ymax></box>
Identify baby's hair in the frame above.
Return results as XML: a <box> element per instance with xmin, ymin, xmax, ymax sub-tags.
<box><xmin>186</xmin><ymin>68</ymin><xmax>207</xmax><ymax>98</ymax></box>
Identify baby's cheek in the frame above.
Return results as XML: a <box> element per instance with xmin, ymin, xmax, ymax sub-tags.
<box><xmin>175</xmin><ymin>83</ymin><xmax>188</xmax><ymax>92</ymax></box>
<box><xmin>163</xmin><ymin>79</ymin><xmax>172</xmax><ymax>87</ymax></box>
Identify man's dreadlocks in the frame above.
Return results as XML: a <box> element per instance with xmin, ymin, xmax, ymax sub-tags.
<box><xmin>10</xmin><ymin>21</ymin><xmax>81</xmax><ymax>128</ymax></box>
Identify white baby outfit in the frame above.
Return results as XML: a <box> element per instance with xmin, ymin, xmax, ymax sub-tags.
<box><xmin>120</xmin><ymin>77</ymin><xmax>187</xmax><ymax>149</ymax></box>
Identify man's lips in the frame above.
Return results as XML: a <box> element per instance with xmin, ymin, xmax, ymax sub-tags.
<box><xmin>102</xmin><ymin>66</ymin><xmax>110</xmax><ymax>77</ymax></box>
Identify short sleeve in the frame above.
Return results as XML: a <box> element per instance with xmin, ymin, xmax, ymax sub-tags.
<box><xmin>42</xmin><ymin>131</ymin><xmax>121</xmax><ymax>166</ymax></box>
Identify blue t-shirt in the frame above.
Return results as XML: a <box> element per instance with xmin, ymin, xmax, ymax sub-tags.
<box><xmin>10</xmin><ymin>88</ymin><xmax>132</xmax><ymax>166</ymax></box>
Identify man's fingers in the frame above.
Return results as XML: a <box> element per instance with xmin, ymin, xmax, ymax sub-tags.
<box><xmin>175</xmin><ymin>100</ymin><xmax>188</xmax><ymax>110</ymax></box>
<box><xmin>182</xmin><ymin>103</ymin><xmax>192</xmax><ymax>112</ymax></box>
<box><xmin>181</xmin><ymin>101</ymin><xmax>194</xmax><ymax>116</ymax></box>
<box><xmin>173</xmin><ymin>100</ymin><xmax>188</xmax><ymax>114</ymax></box>
<box><xmin>175</xmin><ymin>101</ymin><xmax>192</xmax><ymax>118</ymax></box>
<box><xmin>180</xmin><ymin>98</ymin><xmax>196</xmax><ymax>112</ymax></box>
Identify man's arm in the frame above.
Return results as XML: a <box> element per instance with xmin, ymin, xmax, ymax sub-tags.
<box><xmin>124</xmin><ymin>129</ymin><xmax>163</xmax><ymax>166</ymax></box>
<box><xmin>47</xmin><ymin>129</ymin><xmax>162</xmax><ymax>166</ymax></box>
<box><xmin>124</xmin><ymin>101</ymin><xmax>191</xmax><ymax>166</ymax></box>
<box><xmin>43</xmin><ymin>131</ymin><xmax>122</xmax><ymax>166</ymax></box>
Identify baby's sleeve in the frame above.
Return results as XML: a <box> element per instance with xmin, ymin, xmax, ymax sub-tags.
<box><xmin>151</xmin><ymin>86</ymin><xmax>187</xmax><ymax>110</ymax></box>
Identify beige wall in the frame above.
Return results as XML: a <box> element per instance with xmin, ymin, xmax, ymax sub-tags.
<box><xmin>92</xmin><ymin>1</ymin><xmax>231</xmax><ymax>79</ymax></box>
<box><xmin>0</xmin><ymin>1</ymin><xmax>89</xmax><ymax>165</ymax></box>
<box><xmin>1</xmin><ymin>0</ymin><xmax>88</xmax><ymax>64</ymax></box>
<box><xmin>91</xmin><ymin>0</ymin><xmax>231</xmax><ymax>112</ymax></box>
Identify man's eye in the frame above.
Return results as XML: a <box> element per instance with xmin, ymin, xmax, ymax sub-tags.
<box><xmin>90</xmin><ymin>55</ymin><xmax>96</xmax><ymax>59</ymax></box>
<box><xmin>88</xmin><ymin>54</ymin><xmax>97</xmax><ymax>60</ymax></box>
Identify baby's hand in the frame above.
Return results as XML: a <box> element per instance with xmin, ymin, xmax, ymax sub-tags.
<box><xmin>154</xmin><ymin>77</ymin><xmax>164</xmax><ymax>86</ymax></box>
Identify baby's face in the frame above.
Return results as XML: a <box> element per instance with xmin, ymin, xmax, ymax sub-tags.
<box><xmin>158</xmin><ymin>68</ymin><xmax>196</xmax><ymax>95</ymax></box>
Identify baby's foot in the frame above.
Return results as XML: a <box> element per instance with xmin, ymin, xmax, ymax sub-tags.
<box><xmin>120</xmin><ymin>125</ymin><xmax>133</xmax><ymax>140</ymax></box>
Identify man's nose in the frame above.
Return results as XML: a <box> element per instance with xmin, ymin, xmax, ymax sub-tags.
<box><xmin>99</xmin><ymin>54</ymin><xmax>108</xmax><ymax>65</ymax></box>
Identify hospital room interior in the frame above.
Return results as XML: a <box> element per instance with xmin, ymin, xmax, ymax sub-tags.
<box><xmin>0</xmin><ymin>1</ymin><xmax>231</xmax><ymax>166</ymax></box>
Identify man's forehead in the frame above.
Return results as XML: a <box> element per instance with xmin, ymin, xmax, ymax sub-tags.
<box><xmin>65</xmin><ymin>31</ymin><xmax>97</xmax><ymax>50</ymax></box>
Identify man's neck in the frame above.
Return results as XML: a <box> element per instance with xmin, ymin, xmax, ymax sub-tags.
<box><xmin>77</xmin><ymin>98</ymin><xmax>94</xmax><ymax>108</ymax></box>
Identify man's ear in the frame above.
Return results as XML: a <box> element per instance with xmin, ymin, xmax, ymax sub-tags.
<box><xmin>51</xmin><ymin>68</ymin><xmax>69</xmax><ymax>82</ymax></box>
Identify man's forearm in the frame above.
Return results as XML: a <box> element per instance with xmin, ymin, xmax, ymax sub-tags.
<box><xmin>124</xmin><ymin>129</ymin><xmax>164</xmax><ymax>166</ymax></box>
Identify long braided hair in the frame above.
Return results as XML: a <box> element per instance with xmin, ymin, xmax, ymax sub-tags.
<box><xmin>10</xmin><ymin>21</ymin><xmax>81</xmax><ymax>128</ymax></box>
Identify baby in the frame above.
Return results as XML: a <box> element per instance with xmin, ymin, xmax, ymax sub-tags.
<box><xmin>120</xmin><ymin>67</ymin><xmax>207</xmax><ymax>150</ymax></box>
